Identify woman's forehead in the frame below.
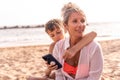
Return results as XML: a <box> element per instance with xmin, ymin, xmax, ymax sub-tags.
<box><xmin>69</xmin><ymin>12</ymin><xmax>85</xmax><ymax>19</ymax></box>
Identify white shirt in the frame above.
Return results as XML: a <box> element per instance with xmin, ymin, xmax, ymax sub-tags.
<box><xmin>53</xmin><ymin>37</ymin><xmax>103</xmax><ymax>80</ymax></box>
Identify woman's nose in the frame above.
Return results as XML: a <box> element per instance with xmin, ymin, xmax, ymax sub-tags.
<box><xmin>78</xmin><ymin>22</ymin><xmax>83</xmax><ymax>26</ymax></box>
<box><xmin>76</xmin><ymin>22</ymin><xmax>82</xmax><ymax>29</ymax></box>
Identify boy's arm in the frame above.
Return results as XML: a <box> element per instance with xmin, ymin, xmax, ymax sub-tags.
<box><xmin>49</xmin><ymin>42</ymin><xmax>56</xmax><ymax>54</ymax></box>
<box><xmin>63</xmin><ymin>31</ymin><xmax>97</xmax><ymax>59</ymax></box>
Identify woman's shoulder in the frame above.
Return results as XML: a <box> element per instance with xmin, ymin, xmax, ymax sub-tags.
<box><xmin>55</xmin><ymin>38</ymin><xmax>66</xmax><ymax>45</ymax></box>
<box><xmin>83</xmin><ymin>40</ymin><xmax>102</xmax><ymax>57</ymax></box>
<box><xmin>54</xmin><ymin>37</ymin><xmax>69</xmax><ymax>50</ymax></box>
<box><xmin>86</xmin><ymin>40</ymin><xmax>101</xmax><ymax>48</ymax></box>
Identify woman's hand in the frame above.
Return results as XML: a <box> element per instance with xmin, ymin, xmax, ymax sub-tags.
<box><xmin>45</xmin><ymin>61</ymin><xmax>58</xmax><ymax>77</ymax></box>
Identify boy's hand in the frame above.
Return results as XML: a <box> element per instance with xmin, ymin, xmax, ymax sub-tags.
<box><xmin>63</xmin><ymin>50</ymin><xmax>75</xmax><ymax>60</ymax></box>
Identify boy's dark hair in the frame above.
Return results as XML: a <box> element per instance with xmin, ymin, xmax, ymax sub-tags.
<box><xmin>45</xmin><ymin>19</ymin><xmax>64</xmax><ymax>33</ymax></box>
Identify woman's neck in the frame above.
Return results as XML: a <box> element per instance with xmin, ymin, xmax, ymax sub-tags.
<box><xmin>70</xmin><ymin>36</ymin><xmax>82</xmax><ymax>47</ymax></box>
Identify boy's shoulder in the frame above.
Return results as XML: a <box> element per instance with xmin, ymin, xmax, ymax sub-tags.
<box><xmin>50</xmin><ymin>42</ymin><xmax>56</xmax><ymax>47</ymax></box>
<box><xmin>49</xmin><ymin>42</ymin><xmax>56</xmax><ymax>53</ymax></box>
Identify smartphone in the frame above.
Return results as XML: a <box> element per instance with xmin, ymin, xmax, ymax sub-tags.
<box><xmin>42</xmin><ymin>54</ymin><xmax>62</xmax><ymax>69</ymax></box>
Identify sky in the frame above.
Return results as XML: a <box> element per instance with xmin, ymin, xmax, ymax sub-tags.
<box><xmin>0</xmin><ymin>0</ymin><xmax>120</xmax><ymax>26</ymax></box>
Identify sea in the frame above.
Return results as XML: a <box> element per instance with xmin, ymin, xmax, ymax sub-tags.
<box><xmin>0</xmin><ymin>22</ymin><xmax>120</xmax><ymax>48</ymax></box>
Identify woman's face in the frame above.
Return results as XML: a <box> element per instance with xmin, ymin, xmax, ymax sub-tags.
<box><xmin>47</xmin><ymin>27</ymin><xmax>65</xmax><ymax>42</ymax></box>
<box><xmin>65</xmin><ymin>12</ymin><xmax>86</xmax><ymax>39</ymax></box>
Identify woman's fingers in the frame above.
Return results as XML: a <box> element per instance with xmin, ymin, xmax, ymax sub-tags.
<box><xmin>51</xmin><ymin>65</ymin><xmax>58</xmax><ymax>70</ymax></box>
<box><xmin>47</xmin><ymin>61</ymin><xmax>58</xmax><ymax>70</ymax></box>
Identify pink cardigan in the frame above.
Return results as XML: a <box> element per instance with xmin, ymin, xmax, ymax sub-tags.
<box><xmin>53</xmin><ymin>37</ymin><xmax>103</xmax><ymax>80</ymax></box>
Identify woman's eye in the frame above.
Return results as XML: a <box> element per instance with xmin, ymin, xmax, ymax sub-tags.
<box><xmin>73</xmin><ymin>19</ymin><xmax>77</xmax><ymax>23</ymax></box>
<box><xmin>81</xmin><ymin>19</ymin><xmax>85</xmax><ymax>23</ymax></box>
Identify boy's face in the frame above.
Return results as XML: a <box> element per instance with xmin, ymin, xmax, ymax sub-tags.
<box><xmin>47</xmin><ymin>27</ymin><xmax>65</xmax><ymax>42</ymax></box>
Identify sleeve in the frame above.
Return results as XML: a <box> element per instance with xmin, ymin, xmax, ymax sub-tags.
<box><xmin>88</xmin><ymin>43</ymin><xmax>103</xmax><ymax>80</ymax></box>
<box><xmin>80</xmin><ymin>43</ymin><xmax>104</xmax><ymax>80</ymax></box>
<box><xmin>52</xmin><ymin>43</ymin><xmax>65</xmax><ymax>80</ymax></box>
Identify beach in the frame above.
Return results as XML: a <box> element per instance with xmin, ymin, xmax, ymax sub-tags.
<box><xmin>0</xmin><ymin>39</ymin><xmax>120</xmax><ymax>80</ymax></box>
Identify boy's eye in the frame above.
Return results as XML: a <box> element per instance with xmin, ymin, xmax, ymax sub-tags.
<box><xmin>50</xmin><ymin>34</ymin><xmax>55</xmax><ymax>37</ymax></box>
<box><xmin>56</xmin><ymin>31</ymin><xmax>61</xmax><ymax>34</ymax></box>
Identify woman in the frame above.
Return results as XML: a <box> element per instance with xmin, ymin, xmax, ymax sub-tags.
<box><xmin>27</xmin><ymin>19</ymin><xmax>97</xmax><ymax>80</ymax></box>
<box><xmin>52</xmin><ymin>2</ymin><xmax>103</xmax><ymax>80</ymax></box>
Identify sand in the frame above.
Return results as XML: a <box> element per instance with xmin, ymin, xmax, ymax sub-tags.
<box><xmin>0</xmin><ymin>39</ymin><xmax>120</xmax><ymax>80</ymax></box>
